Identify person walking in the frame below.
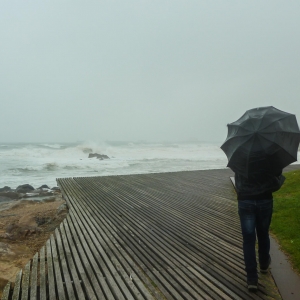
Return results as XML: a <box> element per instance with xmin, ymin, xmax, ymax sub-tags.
<box><xmin>234</xmin><ymin>171</ymin><xmax>285</xmax><ymax>292</ymax></box>
<box><xmin>220</xmin><ymin>106</ymin><xmax>300</xmax><ymax>292</ymax></box>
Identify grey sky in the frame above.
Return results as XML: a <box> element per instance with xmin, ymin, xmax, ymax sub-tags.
<box><xmin>1</xmin><ymin>1</ymin><xmax>300</xmax><ymax>143</ymax></box>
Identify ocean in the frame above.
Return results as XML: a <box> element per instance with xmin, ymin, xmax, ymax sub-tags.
<box><xmin>0</xmin><ymin>141</ymin><xmax>228</xmax><ymax>189</ymax></box>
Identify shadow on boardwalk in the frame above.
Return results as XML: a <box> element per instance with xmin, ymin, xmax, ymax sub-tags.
<box><xmin>2</xmin><ymin>168</ymin><xmax>285</xmax><ymax>299</ymax></box>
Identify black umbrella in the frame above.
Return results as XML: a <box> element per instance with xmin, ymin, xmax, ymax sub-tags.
<box><xmin>221</xmin><ymin>106</ymin><xmax>300</xmax><ymax>177</ymax></box>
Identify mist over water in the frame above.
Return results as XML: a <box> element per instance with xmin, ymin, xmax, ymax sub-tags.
<box><xmin>0</xmin><ymin>141</ymin><xmax>228</xmax><ymax>189</ymax></box>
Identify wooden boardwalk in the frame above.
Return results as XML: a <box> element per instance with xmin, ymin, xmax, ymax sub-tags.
<box><xmin>3</xmin><ymin>167</ymin><xmax>294</xmax><ymax>299</ymax></box>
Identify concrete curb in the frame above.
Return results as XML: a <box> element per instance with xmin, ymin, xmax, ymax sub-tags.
<box><xmin>270</xmin><ymin>236</ymin><xmax>300</xmax><ymax>300</ymax></box>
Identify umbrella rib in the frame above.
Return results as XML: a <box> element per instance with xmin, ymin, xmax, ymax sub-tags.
<box><xmin>224</xmin><ymin>133</ymin><xmax>252</xmax><ymax>142</ymax></box>
<box><xmin>227</xmin><ymin>124</ymin><xmax>253</xmax><ymax>132</ymax></box>
<box><xmin>259</xmin><ymin>114</ymin><xmax>298</xmax><ymax>131</ymax></box>
<box><xmin>257</xmin><ymin>132</ymin><xmax>300</xmax><ymax>155</ymax></box>
<box><xmin>259</xmin><ymin>129</ymin><xmax>300</xmax><ymax>134</ymax></box>
<box><xmin>258</xmin><ymin>131</ymin><xmax>300</xmax><ymax>143</ymax></box>
<box><xmin>245</xmin><ymin>133</ymin><xmax>258</xmax><ymax>176</ymax></box>
<box><xmin>250</xmin><ymin>108</ymin><xmax>268</xmax><ymax>130</ymax></box>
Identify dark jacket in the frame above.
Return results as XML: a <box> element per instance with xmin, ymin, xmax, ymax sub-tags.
<box><xmin>235</xmin><ymin>172</ymin><xmax>285</xmax><ymax>200</ymax></box>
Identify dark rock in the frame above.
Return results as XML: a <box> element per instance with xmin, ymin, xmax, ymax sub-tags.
<box><xmin>88</xmin><ymin>153</ymin><xmax>110</xmax><ymax>160</ymax></box>
<box><xmin>0</xmin><ymin>192</ymin><xmax>20</xmax><ymax>200</ymax></box>
<box><xmin>0</xmin><ymin>186</ymin><xmax>11</xmax><ymax>192</ymax></box>
<box><xmin>51</xmin><ymin>187</ymin><xmax>60</xmax><ymax>191</ymax></box>
<box><xmin>40</xmin><ymin>191</ymin><xmax>54</xmax><ymax>197</ymax></box>
<box><xmin>38</xmin><ymin>184</ymin><xmax>50</xmax><ymax>189</ymax></box>
<box><xmin>16</xmin><ymin>184</ymin><xmax>35</xmax><ymax>193</ymax></box>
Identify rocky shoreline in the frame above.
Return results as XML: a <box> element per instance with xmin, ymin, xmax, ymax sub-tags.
<box><xmin>0</xmin><ymin>183</ymin><xmax>61</xmax><ymax>203</ymax></box>
<box><xmin>0</xmin><ymin>183</ymin><xmax>68</xmax><ymax>297</ymax></box>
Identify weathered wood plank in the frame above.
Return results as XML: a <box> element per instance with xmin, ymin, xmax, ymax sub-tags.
<box><xmin>39</xmin><ymin>246</ymin><xmax>46</xmax><ymax>300</ymax></box>
<box><xmin>65</xmin><ymin>213</ymin><xmax>107</xmax><ymax>299</ymax></box>
<box><xmin>21</xmin><ymin>260</ymin><xmax>31</xmax><ymax>300</ymax></box>
<box><xmin>12</xmin><ymin>269</ymin><xmax>22</xmax><ymax>300</ymax></box>
<box><xmin>59</xmin><ymin>221</ymin><xmax>86</xmax><ymax>300</ymax></box>
<box><xmin>55</xmin><ymin>227</ymin><xmax>75</xmax><ymax>299</ymax></box>
<box><xmin>30</xmin><ymin>252</ymin><xmax>38</xmax><ymax>299</ymax></box>
<box><xmin>46</xmin><ymin>238</ymin><xmax>56</xmax><ymax>300</ymax></box>
<box><xmin>62</xmin><ymin>217</ymin><xmax>98</xmax><ymax>300</ymax></box>
<box><xmin>1</xmin><ymin>282</ymin><xmax>11</xmax><ymax>300</ymax></box>
<box><xmin>50</xmin><ymin>234</ymin><xmax>65</xmax><ymax>299</ymax></box>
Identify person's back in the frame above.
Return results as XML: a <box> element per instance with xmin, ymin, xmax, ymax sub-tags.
<box><xmin>235</xmin><ymin>172</ymin><xmax>285</xmax><ymax>199</ymax></box>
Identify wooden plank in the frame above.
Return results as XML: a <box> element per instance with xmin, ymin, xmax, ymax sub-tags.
<box><xmin>50</xmin><ymin>234</ymin><xmax>65</xmax><ymax>299</ymax></box>
<box><xmin>62</xmin><ymin>217</ymin><xmax>98</xmax><ymax>300</ymax></box>
<box><xmin>39</xmin><ymin>246</ymin><xmax>46</xmax><ymax>300</ymax></box>
<box><xmin>12</xmin><ymin>269</ymin><xmax>22</xmax><ymax>300</ymax></box>
<box><xmin>65</xmin><ymin>213</ymin><xmax>107</xmax><ymax>299</ymax></box>
<box><xmin>55</xmin><ymin>227</ymin><xmax>75</xmax><ymax>299</ymax></box>
<box><xmin>1</xmin><ymin>282</ymin><xmax>11</xmax><ymax>300</ymax></box>
<box><xmin>30</xmin><ymin>252</ymin><xmax>38</xmax><ymax>299</ymax></box>
<box><xmin>59</xmin><ymin>221</ymin><xmax>86</xmax><ymax>300</ymax></box>
<box><xmin>21</xmin><ymin>260</ymin><xmax>31</xmax><ymax>300</ymax></box>
<box><xmin>46</xmin><ymin>238</ymin><xmax>56</xmax><ymax>300</ymax></box>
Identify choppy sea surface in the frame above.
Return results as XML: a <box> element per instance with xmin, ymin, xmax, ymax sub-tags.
<box><xmin>0</xmin><ymin>141</ymin><xmax>228</xmax><ymax>189</ymax></box>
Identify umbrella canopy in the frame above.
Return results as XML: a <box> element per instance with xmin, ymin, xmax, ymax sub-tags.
<box><xmin>221</xmin><ymin>106</ymin><xmax>300</xmax><ymax>177</ymax></box>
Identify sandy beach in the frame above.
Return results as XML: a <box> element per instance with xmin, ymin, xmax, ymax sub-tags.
<box><xmin>0</xmin><ymin>192</ymin><xmax>68</xmax><ymax>297</ymax></box>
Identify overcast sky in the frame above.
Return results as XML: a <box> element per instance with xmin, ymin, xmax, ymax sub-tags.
<box><xmin>1</xmin><ymin>1</ymin><xmax>300</xmax><ymax>143</ymax></box>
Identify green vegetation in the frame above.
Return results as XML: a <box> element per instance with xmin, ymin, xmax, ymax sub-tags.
<box><xmin>271</xmin><ymin>169</ymin><xmax>300</xmax><ymax>274</ymax></box>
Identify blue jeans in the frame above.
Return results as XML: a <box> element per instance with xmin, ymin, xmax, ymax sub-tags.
<box><xmin>238</xmin><ymin>199</ymin><xmax>273</xmax><ymax>281</ymax></box>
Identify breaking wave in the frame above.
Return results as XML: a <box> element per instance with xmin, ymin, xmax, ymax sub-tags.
<box><xmin>0</xmin><ymin>141</ymin><xmax>228</xmax><ymax>188</ymax></box>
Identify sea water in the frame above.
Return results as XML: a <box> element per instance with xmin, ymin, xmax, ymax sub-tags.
<box><xmin>0</xmin><ymin>141</ymin><xmax>228</xmax><ymax>189</ymax></box>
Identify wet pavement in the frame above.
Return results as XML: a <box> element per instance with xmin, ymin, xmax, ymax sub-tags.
<box><xmin>270</xmin><ymin>236</ymin><xmax>300</xmax><ymax>300</ymax></box>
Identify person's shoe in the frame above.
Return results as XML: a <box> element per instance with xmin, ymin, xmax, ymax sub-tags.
<box><xmin>260</xmin><ymin>257</ymin><xmax>271</xmax><ymax>273</ymax></box>
<box><xmin>247</xmin><ymin>279</ymin><xmax>258</xmax><ymax>292</ymax></box>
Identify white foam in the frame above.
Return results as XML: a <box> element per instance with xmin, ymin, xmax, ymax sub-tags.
<box><xmin>0</xmin><ymin>141</ymin><xmax>228</xmax><ymax>188</ymax></box>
